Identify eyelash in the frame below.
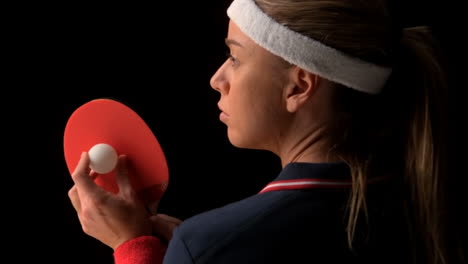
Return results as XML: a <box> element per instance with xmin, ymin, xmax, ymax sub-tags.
<box><xmin>225</xmin><ymin>52</ymin><xmax>237</xmax><ymax>65</ymax></box>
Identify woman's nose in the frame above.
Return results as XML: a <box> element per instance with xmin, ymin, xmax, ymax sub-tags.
<box><xmin>210</xmin><ymin>62</ymin><xmax>229</xmax><ymax>94</ymax></box>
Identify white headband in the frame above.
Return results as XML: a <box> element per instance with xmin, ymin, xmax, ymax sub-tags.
<box><xmin>227</xmin><ymin>0</ymin><xmax>392</xmax><ymax>94</ymax></box>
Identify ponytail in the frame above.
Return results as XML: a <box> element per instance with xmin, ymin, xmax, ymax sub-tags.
<box><xmin>397</xmin><ymin>26</ymin><xmax>460</xmax><ymax>264</ymax></box>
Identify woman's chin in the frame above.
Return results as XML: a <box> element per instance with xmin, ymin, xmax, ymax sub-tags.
<box><xmin>227</xmin><ymin>131</ymin><xmax>264</xmax><ymax>150</ymax></box>
<box><xmin>227</xmin><ymin>131</ymin><xmax>250</xmax><ymax>149</ymax></box>
<box><xmin>228</xmin><ymin>137</ymin><xmax>246</xmax><ymax>148</ymax></box>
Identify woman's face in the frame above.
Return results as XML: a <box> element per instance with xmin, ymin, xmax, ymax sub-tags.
<box><xmin>210</xmin><ymin>20</ymin><xmax>291</xmax><ymax>150</ymax></box>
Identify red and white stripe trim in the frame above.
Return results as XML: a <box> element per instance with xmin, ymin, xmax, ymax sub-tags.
<box><xmin>259</xmin><ymin>178</ymin><xmax>352</xmax><ymax>194</ymax></box>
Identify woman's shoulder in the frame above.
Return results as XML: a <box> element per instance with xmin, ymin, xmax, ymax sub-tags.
<box><xmin>170</xmin><ymin>188</ymin><xmax>351</xmax><ymax>263</ymax></box>
<box><xmin>176</xmin><ymin>191</ymin><xmax>294</xmax><ymax>242</ymax></box>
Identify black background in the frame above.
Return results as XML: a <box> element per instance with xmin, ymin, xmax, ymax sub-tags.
<box><xmin>6</xmin><ymin>0</ymin><xmax>465</xmax><ymax>262</ymax></box>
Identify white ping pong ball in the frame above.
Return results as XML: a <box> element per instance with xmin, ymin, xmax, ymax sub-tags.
<box><xmin>88</xmin><ymin>143</ymin><xmax>118</xmax><ymax>174</ymax></box>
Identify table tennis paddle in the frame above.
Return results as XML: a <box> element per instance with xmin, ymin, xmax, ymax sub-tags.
<box><xmin>63</xmin><ymin>98</ymin><xmax>168</xmax><ymax>213</ymax></box>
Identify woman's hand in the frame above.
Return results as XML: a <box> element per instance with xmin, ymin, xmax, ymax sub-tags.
<box><xmin>150</xmin><ymin>214</ymin><xmax>182</xmax><ymax>242</ymax></box>
<box><xmin>68</xmin><ymin>152</ymin><xmax>152</xmax><ymax>250</ymax></box>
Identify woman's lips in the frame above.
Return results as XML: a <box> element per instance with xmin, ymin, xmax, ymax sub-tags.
<box><xmin>218</xmin><ymin>104</ymin><xmax>229</xmax><ymax>121</ymax></box>
<box><xmin>220</xmin><ymin>112</ymin><xmax>229</xmax><ymax>121</ymax></box>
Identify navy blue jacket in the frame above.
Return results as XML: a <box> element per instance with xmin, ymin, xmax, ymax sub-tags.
<box><xmin>163</xmin><ymin>162</ymin><xmax>408</xmax><ymax>263</ymax></box>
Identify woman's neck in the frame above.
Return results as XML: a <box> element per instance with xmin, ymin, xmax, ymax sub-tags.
<box><xmin>276</xmin><ymin>122</ymin><xmax>339</xmax><ymax>168</ymax></box>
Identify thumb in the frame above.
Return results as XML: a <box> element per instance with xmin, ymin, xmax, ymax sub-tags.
<box><xmin>150</xmin><ymin>214</ymin><xmax>182</xmax><ymax>241</ymax></box>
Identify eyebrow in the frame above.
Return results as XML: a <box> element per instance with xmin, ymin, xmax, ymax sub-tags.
<box><xmin>225</xmin><ymin>38</ymin><xmax>243</xmax><ymax>48</ymax></box>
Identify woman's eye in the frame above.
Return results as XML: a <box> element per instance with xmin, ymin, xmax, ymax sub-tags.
<box><xmin>225</xmin><ymin>52</ymin><xmax>238</xmax><ymax>65</ymax></box>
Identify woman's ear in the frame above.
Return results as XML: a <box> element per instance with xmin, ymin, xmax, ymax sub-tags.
<box><xmin>284</xmin><ymin>67</ymin><xmax>320</xmax><ymax>113</ymax></box>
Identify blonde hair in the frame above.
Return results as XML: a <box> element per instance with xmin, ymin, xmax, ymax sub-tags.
<box><xmin>254</xmin><ymin>0</ymin><xmax>461</xmax><ymax>263</ymax></box>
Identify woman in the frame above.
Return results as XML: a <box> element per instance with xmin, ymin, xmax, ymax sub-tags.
<box><xmin>68</xmin><ymin>0</ymin><xmax>461</xmax><ymax>263</ymax></box>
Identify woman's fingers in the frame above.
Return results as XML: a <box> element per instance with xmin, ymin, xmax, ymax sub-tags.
<box><xmin>150</xmin><ymin>214</ymin><xmax>182</xmax><ymax>241</ymax></box>
<box><xmin>68</xmin><ymin>185</ymin><xmax>81</xmax><ymax>213</ymax></box>
<box><xmin>115</xmin><ymin>155</ymin><xmax>134</xmax><ymax>198</ymax></box>
<box><xmin>71</xmin><ymin>152</ymin><xmax>102</xmax><ymax>197</ymax></box>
